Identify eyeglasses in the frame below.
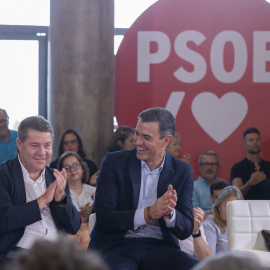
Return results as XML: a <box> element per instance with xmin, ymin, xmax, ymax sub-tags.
<box><xmin>199</xmin><ymin>162</ymin><xmax>219</xmax><ymax>167</ymax></box>
<box><xmin>63</xmin><ymin>139</ymin><xmax>78</xmax><ymax>145</ymax></box>
<box><xmin>0</xmin><ymin>119</ymin><xmax>8</xmax><ymax>124</ymax></box>
<box><xmin>64</xmin><ymin>163</ymin><xmax>81</xmax><ymax>171</ymax></box>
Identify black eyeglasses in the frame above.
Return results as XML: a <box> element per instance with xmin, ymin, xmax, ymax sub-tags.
<box><xmin>63</xmin><ymin>139</ymin><xmax>78</xmax><ymax>145</ymax></box>
<box><xmin>199</xmin><ymin>162</ymin><xmax>219</xmax><ymax>167</ymax></box>
<box><xmin>64</xmin><ymin>163</ymin><xmax>81</xmax><ymax>171</ymax></box>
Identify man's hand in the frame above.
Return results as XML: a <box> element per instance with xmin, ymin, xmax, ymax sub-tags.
<box><xmin>193</xmin><ymin>207</ymin><xmax>204</xmax><ymax>235</ymax></box>
<box><xmin>181</xmin><ymin>153</ymin><xmax>191</xmax><ymax>164</ymax></box>
<box><xmin>249</xmin><ymin>171</ymin><xmax>266</xmax><ymax>186</ymax></box>
<box><xmin>89</xmin><ymin>170</ymin><xmax>99</xmax><ymax>186</ymax></box>
<box><xmin>37</xmin><ymin>182</ymin><xmax>56</xmax><ymax>209</ymax></box>
<box><xmin>150</xmin><ymin>184</ymin><xmax>177</xmax><ymax>219</ymax></box>
<box><xmin>53</xmin><ymin>168</ymin><xmax>67</xmax><ymax>201</ymax></box>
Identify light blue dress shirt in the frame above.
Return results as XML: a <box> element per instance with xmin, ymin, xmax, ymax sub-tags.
<box><xmin>0</xmin><ymin>129</ymin><xmax>18</xmax><ymax>163</ymax></box>
<box><xmin>193</xmin><ymin>177</ymin><xmax>213</xmax><ymax>212</ymax></box>
<box><xmin>125</xmin><ymin>157</ymin><xmax>175</xmax><ymax>239</ymax></box>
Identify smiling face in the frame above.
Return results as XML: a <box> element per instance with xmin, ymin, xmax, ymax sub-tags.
<box><xmin>62</xmin><ymin>155</ymin><xmax>83</xmax><ymax>184</ymax></box>
<box><xmin>134</xmin><ymin>121</ymin><xmax>171</xmax><ymax>171</ymax></box>
<box><xmin>166</xmin><ymin>135</ymin><xmax>181</xmax><ymax>157</ymax></box>
<box><xmin>244</xmin><ymin>133</ymin><xmax>261</xmax><ymax>155</ymax></box>
<box><xmin>17</xmin><ymin>129</ymin><xmax>53</xmax><ymax>180</ymax></box>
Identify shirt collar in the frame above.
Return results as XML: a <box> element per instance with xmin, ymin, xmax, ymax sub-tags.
<box><xmin>246</xmin><ymin>156</ymin><xmax>262</xmax><ymax>164</ymax></box>
<box><xmin>141</xmin><ymin>155</ymin><xmax>165</xmax><ymax>175</ymax></box>
<box><xmin>18</xmin><ymin>154</ymin><xmax>46</xmax><ymax>180</ymax></box>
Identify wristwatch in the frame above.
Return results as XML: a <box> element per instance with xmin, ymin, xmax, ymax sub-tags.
<box><xmin>192</xmin><ymin>229</ymin><xmax>201</xmax><ymax>238</ymax></box>
<box><xmin>53</xmin><ymin>194</ymin><xmax>67</xmax><ymax>205</ymax></box>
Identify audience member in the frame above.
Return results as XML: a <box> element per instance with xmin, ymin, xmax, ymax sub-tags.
<box><xmin>191</xmin><ymin>251</ymin><xmax>267</xmax><ymax>270</ymax></box>
<box><xmin>181</xmin><ymin>179</ymin><xmax>230</xmax><ymax>260</ymax></box>
<box><xmin>50</xmin><ymin>129</ymin><xmax>99</xmax><ymax>186</ymax></box>
<box><xmin>58</xmin><ymin>152</ymin><xmax>95</xmax><ymax>250</ymax></box>
<box><xmin>107</xmin><ymin>125</ymin><xmax>135</xmax><ymax>152</ymax></box>
<box><xmin>89</xmin><ymin>107</ymin><xmax>199</xmax><ymax>270</ymax></box>
<box><xmin>193</xmin><ymin>151</ymin><xmax>222</xmax><ymax>212</ymax></box>
<box><xmin>166</xmin><ymin>133</ymin><xmax>191</xmax><ymax>164</ymax></box>
<box><xmin>8</xmin><ymin>235</ymin><xmax>108</xmax><ymax>270</ymax></box>
<box><xmin>231</xmin><ymin>127</ymin><xmax>270</xmax><ymax>200</ymax></box>
<box><xmin>0</xmin><ymin>116</ymin><xmax>81</xmax><ymax>270</ymax></box>
<box><xmin>203</xmin><ymin>186</ymin><xmax>243</xmax><ymax>255</ymax></box>
<box><xmin>0</xmin><ymin>109</ymin><xmax>18</xmax><ymax>163</ymax></box>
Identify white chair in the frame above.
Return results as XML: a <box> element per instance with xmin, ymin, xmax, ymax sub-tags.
<box><xmin>227</xmin><ymin>200</ymin><xmax>270</xmax><ymax>267</ymax></box>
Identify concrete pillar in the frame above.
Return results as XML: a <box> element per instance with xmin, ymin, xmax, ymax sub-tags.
<box><xmin>48</xmin><ymin>0</ymin><xmax>114</xmax><ymax>167</ymax></box>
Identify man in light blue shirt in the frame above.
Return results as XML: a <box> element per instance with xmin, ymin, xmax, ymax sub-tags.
<box><xmin>0</xmin><ymin>109</ymin><xmax>18</xmax><ymax>163</ymax></box>
<box><xmin>193</xmin><ymin>151</ymin><xmax>221</xmax><ymax>212</ymax></box>
<box><xmin>89</xmin><ymin>107</ymin><xmax>199</xmax><ymax>270</ymax></box>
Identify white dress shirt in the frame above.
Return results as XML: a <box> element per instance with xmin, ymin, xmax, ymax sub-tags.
<box><xmin>16</xmin><ymin>155</ymin><xmax>58</xmax><ymax>249</ymax></box>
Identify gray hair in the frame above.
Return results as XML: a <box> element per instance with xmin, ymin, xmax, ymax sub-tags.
<box><xmin>18</xmin><ymin>115</ymin><xmax>54</xmax><ymax>143</ymax></box>
<box><xmin>198</xmin><ymin>151</ymin><xmax>220</xmax><ymax>166</ymax></box>
<box><xmin>212</xmin><ymin>186</ymin><xmax>243</xmax><ymax>233</ymax></box>
<box><xmin>138</xmin><ymin>107</ymin><xmax>175</xmax><ymax>138</ymax></box>
<box><xmin>9</xmin><ymin>234</ymin><xmax>108</xmax><ymax>270</ymax></box>
<box><xmin>192</xmin><ymin>251</ymin><xmax>267</xmax><ymax>270</ymax></box>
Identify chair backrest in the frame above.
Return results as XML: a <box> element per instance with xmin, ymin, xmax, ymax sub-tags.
<box><xmin>227</xmin><ymin>200</ymin><xmax>270</xmax><ymax>251</ymax></box>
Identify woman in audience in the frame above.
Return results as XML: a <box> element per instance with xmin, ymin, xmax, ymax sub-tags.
<box><xmin>58</xmin><ymin>152</ymin><xmax>96</xmax><ymax>250</ymax></box>
<box><xmin>203</xmin><ymin>186</ymin><xmax>243</xmax><ymax>255</ymax></box>
<box><xmin>50</xmin><ymin>129</ymin><xmax>98</xmax><ymax>186</ymax></box>
<box><xmin>107</xmin><ymin>126</ymin><xmax>135</xmax><ymax>152</ymax></box>
<box><xmin>166</xmin><ymin>133</ymin><xmax>191</xmax><ymax>164</ymax></box>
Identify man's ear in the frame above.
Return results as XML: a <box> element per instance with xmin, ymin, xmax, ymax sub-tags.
<box><xmin>163</xmin><ymin>135</ymin><xmax>172</xmax><ymax>147</ymax></box>
<box><xmin>17</xmin><ymin>138</ymin><xmax>22</xmax><ymax>152</ymax></box>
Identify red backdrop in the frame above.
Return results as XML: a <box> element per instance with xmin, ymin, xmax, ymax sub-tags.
<box><xmin>115</xmin><ymin>0</ymin><xmax>270</xmax><ymax>181</ymax></box>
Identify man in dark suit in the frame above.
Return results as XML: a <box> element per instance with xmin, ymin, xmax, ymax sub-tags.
<box><xmin>89</xmin><ymin>107</ymin><xmax>199</xmax><ymax>270</ymax></box>
<box><xmin>0</xmin><ymin>116</ymin><xmax>81</xmax><ymax>269</ymax></box>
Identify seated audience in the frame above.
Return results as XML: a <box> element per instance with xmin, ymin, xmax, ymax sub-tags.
<box><xmin>9</xmin><ymin>235</ymin><xmax>108</xmax><ymax>270</ymax></box>
<box><xmin>107</xmin><ymin>126</ymin><xmax>135</xmax><ymax>152</ymax></box>
<box><xmin>0</xmin><ymin>108</ymin><xmax>18</xmax><ymax>163</ymax></box>
<box><xmin>191</xmin><ymin>251</ymin><xmax>267</xmax><ymax>270</ymax></box>
<box><xmin>166</xmin><ymin>133</ymin><xmax>191</xmax><ymax>164</ymax></box>
<box><xmin>50</xmin><ymin>129</ymin><xmax>98</xmax><ymax>186</ymax></box>
<box><xmin>193</xmin><ymin>151</ymin><xmax>223</xmax><ymax>212</ymax></box>
<box><xmin>231</xmin><ymin>127</ymin><xmax>270</xmax><ymax>200</ymax></box>
<box><xmin>203</xmin><ymin>186</ymin><xmax>243</xmax><ymax>255</ymax></box>
<box><xmin>58</xmin><ymin>152</ymin><xmax>96</xmax><ymax>250</ymax></box>
<box><xmin>181</xmin><ymin>179</ymin><xmax>230</xmax><ymax>260</ymax></box>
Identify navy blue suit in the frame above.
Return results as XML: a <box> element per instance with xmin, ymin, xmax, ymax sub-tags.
<box><xmin>89</xmin><ymin>149</ymin><xmax>198</xmax><ymax>270</ymax></box>
<box><xmin>0</xmin><ymin>157</ymin><xmax>81</xmax><ymax>260</ymax></box>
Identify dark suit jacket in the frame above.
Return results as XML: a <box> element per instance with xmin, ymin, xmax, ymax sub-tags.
<box><xmin>89</xmin><ymin>149</ymin><xmax>194</xmax><ymax>252</ymax></box>
<box><xmin>0</xmin><ymin>157</ymin><xmax>81</xmax><ymax>259</ymax></box>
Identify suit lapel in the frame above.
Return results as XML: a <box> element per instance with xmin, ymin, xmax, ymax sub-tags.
<box><xmin>128</xmin><ymin>149</ymin><xmax>142</xmax><ymax>208</ymax></box>
<box><xmin>157</xmin><ymin>153</ymin><xmax>174</xmax><ymax>197</ymax></box>
<box><xmin>12</xmin><ymin>157</ymin><xmax>27</xmax><ymax>204</ymax></box>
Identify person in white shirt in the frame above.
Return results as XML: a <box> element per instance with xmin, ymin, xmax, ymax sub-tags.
<box><xmin>0</xmin><ymin>115</ymin><xmax>81</xmax><ymax>270</ymax></box>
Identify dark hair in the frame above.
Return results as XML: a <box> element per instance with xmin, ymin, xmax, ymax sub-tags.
<box><xmin>108</xmin><ymin>126</ymin><xmax>134</xmax><ymax>152</ymax></box>
<box><xmin>18</xmin><ymin>116</ymin><xmax>54</xmax><ymax>143</ymax></box>
<box><xmin>57</xmin><ymin>152</ymin><xmax>89</xmax><ymax>184</ymax></box>
<box><xmin>138</xmin><ymin>107</ymin><xmax>175</xmax><ymax>138</ymax></box>
<box><xmin>58</xmin><ymin>129</ymin><xmax>86</xmax><ymax>158</ymax></box>
<box><xmin>0</xmin><ymin>108</ymin><xmax>8</xmax><ymax>119</ymax></box>
<box><xmin>210</xmin><ymin>179</ymin><xmax>230</xmax><ymax>196</ymax></box>
<box><xmin>243</xmin><ymin>127</ymin><xmax>260</xmax><ymax>141</ymax></box>
<box><xmin>199</xmin><ymin>151</ymin><xmax>220</xmax><ymax>166</ymax></box>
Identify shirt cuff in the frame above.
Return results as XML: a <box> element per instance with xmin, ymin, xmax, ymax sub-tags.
<box><xmin>164</xmin><ymin>209</ymin><xmax>176</xmax><ymax>227</ymax></box>
<box><xmin>133</xmin><ymin>208</ymin><xmax>146</xmax><ymax>229</ymax></box>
